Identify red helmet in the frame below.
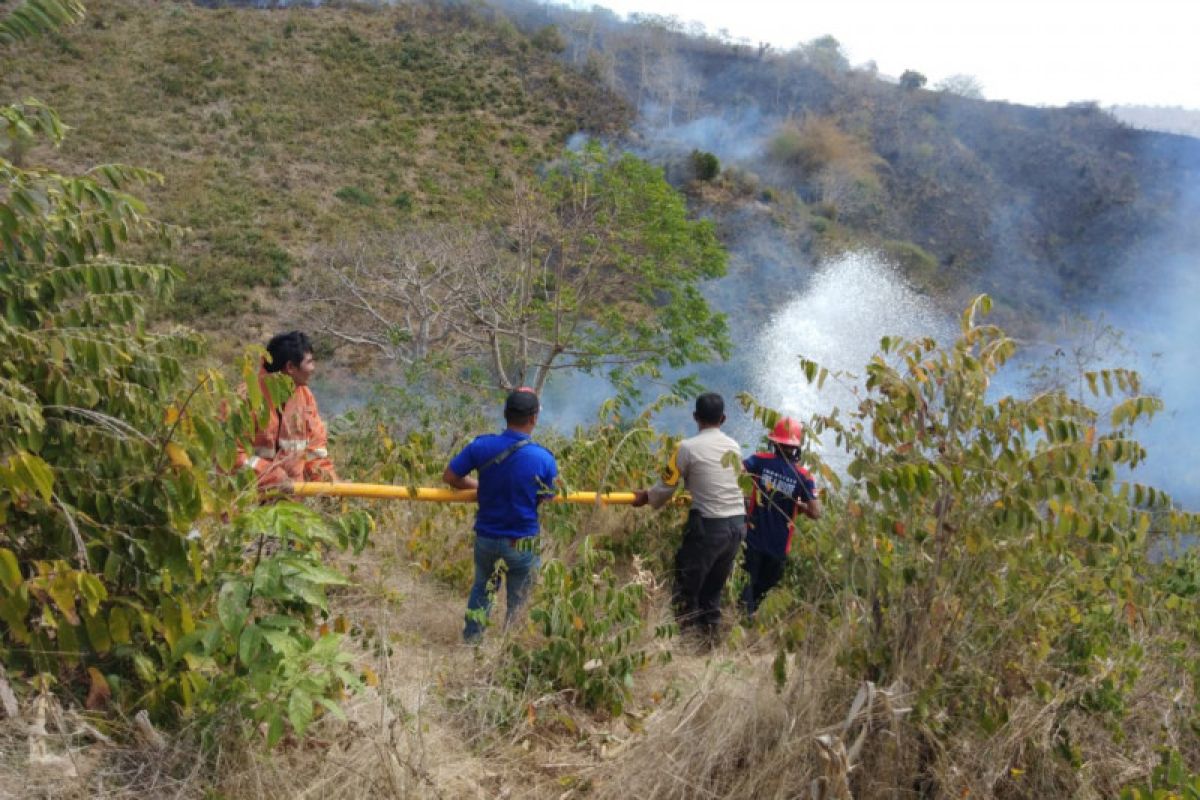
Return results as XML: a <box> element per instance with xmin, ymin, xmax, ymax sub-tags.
<box><xmin>767</xmin><ymin>417</ymin><xmax>804</xmax><ymax>447</ymax></box>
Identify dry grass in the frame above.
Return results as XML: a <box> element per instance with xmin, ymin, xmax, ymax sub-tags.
<box><xmin>768</xmin><ymin>116</ymin><xmax>884</xmax><ymax>185</ymax></box>
<box><xmin>3</xmin><ymin>519</ymin><xmax>1195</xmax><ymax>799</ymax></box>
<box><xmin>3</xmin><ymin>0</ymin><xmax>630</xmax><ymax>329</ymax></box>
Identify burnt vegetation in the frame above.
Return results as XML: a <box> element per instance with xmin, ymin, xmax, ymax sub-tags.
<box><xmin>494</xmin><ymin>0</ymin><xmax>1200</xmax><ymax>317</ymax></box>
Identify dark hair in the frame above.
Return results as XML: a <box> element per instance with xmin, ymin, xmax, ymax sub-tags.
<box><xmin>694</xmin><ymin>392</ymin><xmax>725</xmax><ymax>425</ymax></box>
<box><xmin>504</xmin><ymin>388</ymin><xmax>540</xmax><ymax>426</ymax></box>
<box><xmin>264</xmin><ymin>330</ymin><xmax>313</xmax><ymax>373</ymax></box>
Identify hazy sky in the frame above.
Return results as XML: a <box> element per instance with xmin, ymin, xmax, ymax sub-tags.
<box><xmin>578</xmin><ymin>0</ymin><xmax>1198</xmax><ymax>109</ymax></box>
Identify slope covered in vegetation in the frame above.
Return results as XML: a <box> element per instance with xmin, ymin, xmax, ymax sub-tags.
<box><xmin>10</xmin><ymin>0</ymin><xmax>1200</xmax><ymax>343</ymax></box>
<box><xmin>495</xmin><ymin>0</ymin><xmax>1200</xmax><ymax>319</ymax></box>
<box><xmin>4</xmin><ymin>0</ymin><xmax>630</xmax><ymax>327</ymax></box>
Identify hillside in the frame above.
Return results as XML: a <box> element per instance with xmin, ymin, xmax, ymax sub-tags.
<box><xmin>8</xmin><ymin>0</ymin><xmax>1200</xmax><ymax>347</ymax></box>
<box><xmin>495</xmin><ymin>1</ymin><xmax>1200</xmax><ymax>322</ymax></box>
<box><xmin>3</xmin><ymin>0</ymin><xmax>630</xmax><ymax>333</ymax></box>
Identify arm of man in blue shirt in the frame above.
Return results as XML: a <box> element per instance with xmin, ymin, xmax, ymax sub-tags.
<box><xmin>442</xmin><ymin>465</ymin><xmax>477</xmax><ymax>491</ymax></box>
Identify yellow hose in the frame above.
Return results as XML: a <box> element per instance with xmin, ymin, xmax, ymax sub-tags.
<box><xmin>291</xmin><ymin>481</ymin><xmax>642</xmax><ymax>506</ymax></box>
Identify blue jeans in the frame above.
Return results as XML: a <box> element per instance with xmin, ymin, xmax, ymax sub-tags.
<box><xmin>463</xmin><ymin>535</ymin><xmax>539</xmax><ymax>642</ymax></box>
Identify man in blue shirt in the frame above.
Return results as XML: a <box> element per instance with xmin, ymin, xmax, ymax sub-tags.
<box><xmin>741</xmin><ymin>417</ymin><xmax>821</xmax><ymax>615</ymax></box>
<box><xmin>443</xmin><ymin>388</ymin><xmax>558</xmax><ymax>643</ymax></box>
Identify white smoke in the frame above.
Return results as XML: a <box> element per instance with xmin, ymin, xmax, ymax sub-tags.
<box><xmin>1102</xmin><ymin>252</ymin><xmax>1200</xmax><ymax>510</ymax></box>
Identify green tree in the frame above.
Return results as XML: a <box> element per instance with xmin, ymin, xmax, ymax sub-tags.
<box><xmin>899</xmin><ymin>69</ymin><xmax>927</xmax><ymax>91</ymax></box>
<box><xmin>689</xmin><ymin>149</ymin><xmax>720</xmax><ymax>181</ymax></box>
<box><xmin>935</xmin><ymin>73</ymin><xmax>984</xmax><ymax>99</ymax></box>
<box><xmin>493</xmin><ymin>141</ymin><xmax>729</xmax><ymax>394</ymax></box>
<box><xmin>1</xmin><ymin>0</ymin><xmax>369</xmax><ymax>739</ymax></box>
<box><xmin>800</xmin><ymin>34</ymin><xmax>849</xmax><ymax>74</ymax></box>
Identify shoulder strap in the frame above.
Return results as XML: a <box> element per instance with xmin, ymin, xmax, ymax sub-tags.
<box><xmin>479</xmin><ymin>437</ymin><xmax>532</xmax><ymax>474</ymax></box>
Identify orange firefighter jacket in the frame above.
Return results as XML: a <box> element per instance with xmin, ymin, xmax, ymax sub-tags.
<box><xmin>234</xmin><ymin>370</ymin><xmax>338</xmax><ymax>487</ymax></box>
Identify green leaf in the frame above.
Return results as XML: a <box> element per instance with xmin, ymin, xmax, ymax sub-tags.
<box><xmin>132</xmin><ymin>653</ymin><xmax>156</xmax><ymax>684</ymax></box>
<box><xmin>238</xmin><ymin>624</ymin><xmax>264</xmax><ymax>667</ymax></box>
<box><xmin>83</xmin><ymin>611</ymin><xmax>112</xmax><ymax>654</ymax></box>
<box><xmin>77</xmin><ymin>572</ymin><xmax>107</xmax><ymax>615</ymax></box>
<box><xmin>266</xmin><ymin>712</ymin><xmax>285</xmax><ymax>747</ymax></box>
<box><xmin>262</xmin><ymin>628</ymin><xmax>301</xmax><ymax>657</ymax></box>
<box><xmin>316</xmin><ymin>696</ymin><xmax>347</xmax><ymax>722</ymax></box>
<box><xmin>8</xmin><ymin>452</ymin><xmax>53</xmax><ymax>502</ymax></box>
<box><xmin>108</xmin><ymin>606</ymin><xmax>131</xmax><ymax>645</ymax></box>
<box><xmin>292</xmin><ymin>562</ymin><xmax>349</xmax><ymax>586</ymax></box>
<box><xmin>0</xmin><ymin>548</ymin><xmax>21</xmax><ymax>591</ymax></box>
<box><xmin>48</xmin><ymin>572</ymin><xmax>80</xmax><ymax>625</ymax></box>
<box><xmin>217</xmin><ymin>580</ymin><xmax>251</xmax><ymax>634</ymax></box>
<box><xmin>287</xmin><ymin>688</ymin><xmax>314</xmax><ymax>736</ymax></box>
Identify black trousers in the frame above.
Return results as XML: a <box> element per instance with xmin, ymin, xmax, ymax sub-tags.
<box><xmin>673</xmin><ymin>512</ymin><xmax>745</xmax><ymax>632</ymax></box>
<box><xmin>741</xmin><ymin>546</ymin><xmax>786</xmax><ymax>615</ymax></box>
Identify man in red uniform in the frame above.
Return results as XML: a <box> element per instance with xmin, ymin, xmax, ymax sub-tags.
<box><xmin>235</xmin><ymin>331</ymin><xmax>337</xmax><ymax>490</ymax></box>
<box><xmin>740</xmin><ymin>417</ymin><xmax>821</xmax><ymax>615</ymax></box>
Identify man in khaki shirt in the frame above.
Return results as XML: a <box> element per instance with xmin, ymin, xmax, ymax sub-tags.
<box><xmin>633</xmin><ymin>393</ymin><xmax>745</xmax><ymax>642</ymax></box>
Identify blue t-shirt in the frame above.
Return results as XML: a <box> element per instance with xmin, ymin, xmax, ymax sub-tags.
<box><xmin>743</xmin><ymin>452</ymin><xmax>815</xmax><ymax>558</ymax></box>
<box><xmin>448</xmin><ymin>429</ymin><xmax>558</xmax><ymax>539</ymax></box>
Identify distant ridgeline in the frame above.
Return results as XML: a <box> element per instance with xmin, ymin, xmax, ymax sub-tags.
<box><xmin>1111</xmin><ymin>105</ymin><xmax>1200</xmax><ymax>139</ymax></box>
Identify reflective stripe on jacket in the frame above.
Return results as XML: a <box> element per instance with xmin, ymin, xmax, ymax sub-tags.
<box><xmin>234</xmin><ymin>369</ymin><xmax>337</xmax><ymax>487</ymax></box>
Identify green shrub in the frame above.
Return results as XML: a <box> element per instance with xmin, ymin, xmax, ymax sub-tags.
<box><xmin>507</xmin><ymin>537</ymin><xmax>665</xmax><ymax>715</ymax></box>
<box><xmin>882</xmin><ymin>239</ymin><xmax>940</xmax><ymax>290</ymax></box>
<box><xmin>753</xmin><ymin>294</ymin><xmax>1196</xmax><ymax>756</ymax></box>
<box><xmin>0</xmin><ymin>99</ymin><xmax>371</xmax><ymax>742</ymax></box>
<box><xmin>529</xmin><ymin>25</ymin><xmax>565</xmax><ymax>55</ymax></box>
<box><xmin>201</xmin><ymin>503</ymin><xmax>371</xmax><ymax>744</ymax></box>
<box><xmin>1121</xmin><ymin>749</ymin><xmax>1200</xmax><ymax>799</ymax></box>
<box><xmin>813</xmin><ymin>201</ymin><xmax>838</xmax><ymax>220</ymax></box>
<box><xmin>768</xmin><ymin>116</ymin><xmax>882</xmax><ymax>185</ymax></box>
<box><xmin>689</xmin><ymin>149</ymin><xmax>720</xmax><ymax>182</ymax></box>
<box><xmin>334</xmin><ymin>185</ymin><xmax>376</xmax><ymax>206</ymax></box>
<box><xmin>900</xmin><ymin>69</ymin><xmax>927</xmax><ymax>90</ymax></box>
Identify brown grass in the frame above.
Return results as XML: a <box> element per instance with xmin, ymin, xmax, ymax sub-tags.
<box><xmin>2</xmin><ymin>517</ymin><xmax>1193</xmax><ymax>799</ymax></box>
<box><xmin>768</xmin><ymin>116</ymin><xmax>884</xmax><ymax>184</ymax></box>
<box><xmin>2</xmin><ymin>0</ymin><xmax>630</xmax><ymax>331</ymax></box>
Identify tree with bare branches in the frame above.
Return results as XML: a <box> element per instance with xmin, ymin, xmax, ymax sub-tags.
<box><xmin>311</xmin><ymin>142</ymin><xmax>730</xmax><ymax>397</ymax></box>
<box><xmin>308</xmin><ymin>225</ymin><xmax>495</xmax><ymax>368</ymax></box>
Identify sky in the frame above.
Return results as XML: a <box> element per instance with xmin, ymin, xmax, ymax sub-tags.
<box><xmin>576</xmin><ymin>0</ymin><xmax>1200</xmax><ymax>109</ymax></box>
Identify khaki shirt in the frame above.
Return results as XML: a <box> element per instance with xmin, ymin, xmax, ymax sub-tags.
<box><xmin>648</xmin><ymin>427</ymin><xmax>745</xmax><ymax>518</ymax></box>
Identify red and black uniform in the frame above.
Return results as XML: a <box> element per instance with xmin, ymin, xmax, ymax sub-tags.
<box><xmin>741</xmin><ymin>450</ymin><xmax>815</xmax><ymax>613</ymax></box>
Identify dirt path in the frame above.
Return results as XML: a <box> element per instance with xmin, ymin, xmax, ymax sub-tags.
<box><xmin>1</xmin><ymin>537</ymin><xmax>766</xmax><ymax>799</ymax></box>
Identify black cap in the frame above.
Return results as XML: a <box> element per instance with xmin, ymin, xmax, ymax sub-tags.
<box><xmin>504</xmin><ymin>387</ymin><xmax>540</xmax><ymax>416</ymax></box>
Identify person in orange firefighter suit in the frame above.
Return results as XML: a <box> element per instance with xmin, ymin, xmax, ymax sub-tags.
<box><xmin>234</xmin><ymin>330</ymin><xmax>338</xmax><ymax>491</ymax></box>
